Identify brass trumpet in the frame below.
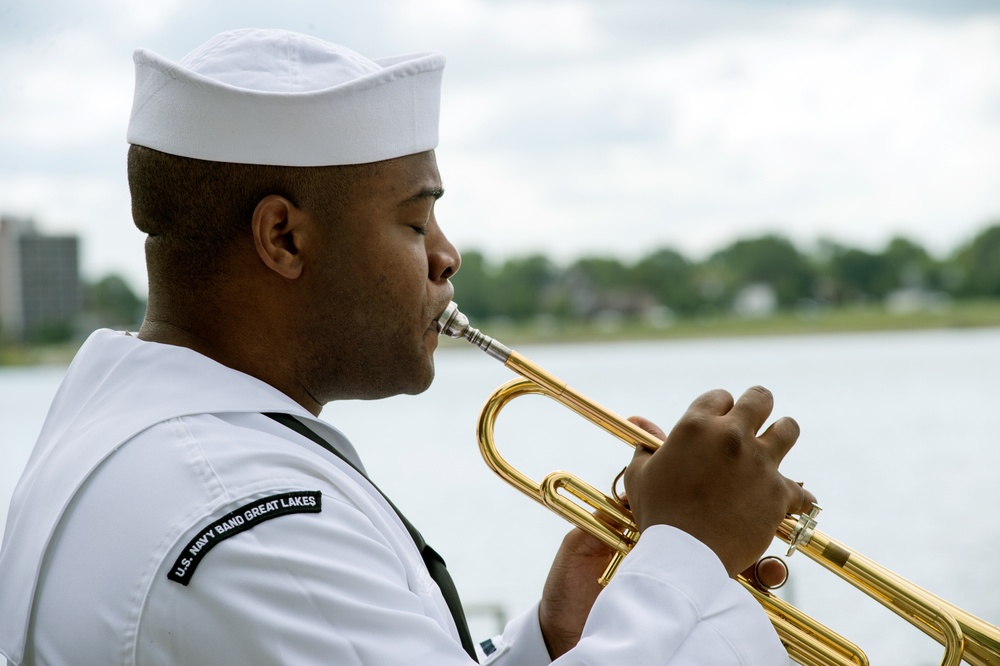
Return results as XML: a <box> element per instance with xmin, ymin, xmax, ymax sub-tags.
<box><xmin>434</xmin><ymin>302</ymin><xmax>1000</xmax><ymax>666</ymax></box>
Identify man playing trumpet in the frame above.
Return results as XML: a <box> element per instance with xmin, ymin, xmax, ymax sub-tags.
<box><xmin>0</xmin><ymin>29</ymin><xmax>814</xmax><ymax>665</ymax></box>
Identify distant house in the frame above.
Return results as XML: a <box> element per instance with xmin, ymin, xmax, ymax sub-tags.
<box><xmin>0</xmin><ymin>216</ymin><xmax>81</xmax><ymax>341</ymax></box>
<box><xmin>732</xmin><ymin>282</ymin><xmax>778</xmax><ymax>318</ymax></box>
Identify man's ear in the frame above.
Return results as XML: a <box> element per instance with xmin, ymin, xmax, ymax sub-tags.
<box><xmin>251</xmin><ymin>195</ymin><xmax>309</xmax><ymax>279</ymax></box>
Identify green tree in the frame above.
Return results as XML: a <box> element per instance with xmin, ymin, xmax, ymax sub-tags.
<box><xmin>566</xmin><ymin>256</ymin><xmax>630</xmax><ymax>291</ymax></box>
<box><xmin>561</xmin><ymin>256</ymin><xmax>632</xmax><ymax>317</ymax></box>
<box><xmin>451</xmin><ymin>250</ymin><xmax>495</xmax><ymax>321</ymax></box>
<box><xmin>708</xmin><ymin>234</ymin><xmax>815</xmax><ymax>308</ymax></box>
<box><xmin>880</xmin><ymin>236</ymin><xmax>939</xmax><ymax>290</ymax></box>
<box><xmin>85</xmin><ymin>274</ymin><xmax>144</xmax><ymax>328</ymax></box>
<box><xmin>826</xmin><ymin>246</ymin><xmax>886</xmax><ymax>302</ymax></box>
<box><xmin>952</xmin><ymin>223</ymin><xmax>1000</xmax><ymax>297</ymax></box>
<box><xmin>491</xmin><ymin>254</ymin><xmax>559</xmax><ymax>320</ymax></box>
<box><xmin>631</xmin><ymin>247</ymin><xmax>700</xmax><ymax>314</ymax></box>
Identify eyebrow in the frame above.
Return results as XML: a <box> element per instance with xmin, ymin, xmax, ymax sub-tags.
<box><xmin>400</xmin><ymin>186</ymin><xmax>445</xmax><ymax>206</ymax></box>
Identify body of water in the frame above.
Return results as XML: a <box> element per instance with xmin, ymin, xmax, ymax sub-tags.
<box><xmin>2</xmin><ymin>328</ymin><xmax>998</xmax><ymax>665</ymax></box>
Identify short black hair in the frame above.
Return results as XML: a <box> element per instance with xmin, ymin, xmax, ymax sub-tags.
<box><xmin>127</xmin><ymin>145</ymin><xmax>376</xmax><ymax>284</ymax></box>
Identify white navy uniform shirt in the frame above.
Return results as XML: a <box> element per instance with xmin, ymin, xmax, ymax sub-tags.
<box><xmin>0</xmin><ymin>330</ymin><xmax>786</xmax><ymax>665</ymax></box>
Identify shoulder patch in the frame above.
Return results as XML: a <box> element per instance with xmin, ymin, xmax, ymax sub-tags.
<box><xmin>168</xmin><ymin>490</ymin><xmax>322</xmax><ymax>585</ymax></box>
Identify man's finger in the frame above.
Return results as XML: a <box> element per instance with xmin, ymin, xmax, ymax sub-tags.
<box><xmin>794</xmin><ymin>483</ymin><xmax>818</xmax><ymax>515</ymax></box>
<box><xmin>629</xmin><ymin>443</ymin><xmax>653</xmax><ymax>465</ymax></box>
<box><xmin>684</xmin><ymin>388</ymin><xmax>736</xmax><ymax>417</ymax></box>
<box><xmin>779</xmin><ymin>477</ymin><xmax>817</xmax><ymax>515</ymax></box>
<box><xmin>757</xmin><ymin>415</ymin><xmax>801</xmax><ymax>463</ymax></box>
<box><xmin>728</xmin><ymin>385</ymin><xmax>775</xmax><ymax>434</ymax></box>
<box><xmin>626</xmin><ymin>415</ymin><xmax>667</xmax><ymax>441</ymax></box>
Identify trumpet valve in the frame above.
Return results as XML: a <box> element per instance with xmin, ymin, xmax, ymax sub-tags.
<box><xmin>752</xmin><ymin>556</ymin><xmax>790</xmax><ymax>591</ymax></box>
<box><xmin>786</xmin><ymin>504</ymin><xmax>822</xmax><ymax>556</ymax></box>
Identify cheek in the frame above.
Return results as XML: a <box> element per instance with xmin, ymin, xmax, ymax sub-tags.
<box><xmin>363</xmin><ymin>248</ymin><xmax>428</xmax><ymax>313</ymax></box>
<box><xmin>384</xmin><ymin>244</ymin><xmax>429</xmax><ymax>288</ymax></box>
<box><xmin>345</xmin><ymin>226</ymin><xmax>430</xmax><ymax>298</ymax></box>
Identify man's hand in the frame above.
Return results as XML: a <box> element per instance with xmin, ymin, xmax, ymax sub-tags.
<box><xmin>538</xmin><ymin>528</ymin><xmax>615</xmax><ymax>659</ymax></box>
<box><xmin>536</xmin><ymin>385</ymin><xmax>812</xmax><ymax>657</ymax></box>
<box><xmin>624</xmin><ymin>386</ymin><xmax>815</xmax><ymax>578</ymax></box>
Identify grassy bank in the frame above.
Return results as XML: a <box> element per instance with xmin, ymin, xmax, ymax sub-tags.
<box><xmin>440</xmin><ymin>299</ymin><xmax>1000</xmax><ymax>347</ymax></box>
<box><xmin>0</xmin><ymin>342</ymin><xmax>80</xmax><ymax>367</ymax></box>
<box><xmin>4</xmin><ymin>300</ymin><xmax>1000</xmax><ymax>366</ymax></box>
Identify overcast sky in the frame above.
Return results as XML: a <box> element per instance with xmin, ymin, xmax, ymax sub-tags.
<box><xmin>2</xmin><ymin>0</ymin><xmax>999</xmax><ymax>291</ymax></box>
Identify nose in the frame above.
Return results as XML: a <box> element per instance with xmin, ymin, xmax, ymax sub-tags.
<box><xmin>428</xmin><ymin>221</ymin><xmax>461</xmax><ymax>282</ymax></box>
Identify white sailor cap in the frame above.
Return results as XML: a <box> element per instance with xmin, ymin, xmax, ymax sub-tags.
<box><xmin>127</xmin><ymin>28</ymin><xmax>445</xmax><ymax>166</ymax></box>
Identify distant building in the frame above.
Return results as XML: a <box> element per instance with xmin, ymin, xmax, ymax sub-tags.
<box><xmin>732</xmin><ymin>282</ymin><xmax>778</xmax><ymax>318</ymax></box>
<box><xmin>0</xmin><ymin>216</ymin><xmax>82</xmax><ymax>341</ymax></box>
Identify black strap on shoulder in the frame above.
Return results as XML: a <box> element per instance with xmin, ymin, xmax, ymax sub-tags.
<box><xmin>263</xmin><ymin>412</ymin><xmax>477</xmax><ymax>660</ymax></box>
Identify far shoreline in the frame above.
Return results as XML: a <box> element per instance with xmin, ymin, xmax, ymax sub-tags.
<box><xmin>4</xmin><ymin>299</ymin><xmax>1000</xmax><ymax>367</ymax></box>
<box><xmin>438</xmin><ymin>299</ymin><xmax>1000</xmax><ymax>347</ymax></box>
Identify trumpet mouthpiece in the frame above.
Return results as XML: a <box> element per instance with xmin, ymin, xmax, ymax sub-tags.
<box><xmin>434</xmin><ymin>302</ymin><xmax>470</xmax><ymax>339</ymax></box>
<box><xmin>433</xmin><ymin>302</ymin><xmax>512</xmax><ymax>362</ymax></box>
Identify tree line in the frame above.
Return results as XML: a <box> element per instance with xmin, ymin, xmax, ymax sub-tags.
<box><xmin>452</xmin><ymin>222</ymin><xmax>1000</xmax><ymax>323</ymax></box>
<box><xmin>21</xmin><ymin>221</ymin><xmax>1000</xmax><ymax>345</ymax></box>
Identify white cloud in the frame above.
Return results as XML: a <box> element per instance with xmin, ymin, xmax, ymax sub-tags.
<box><xmin>0</xmin><ymin>36</ymin><xmax>131</xmax><ymax>150</ymax></box>
<box><xmin>98</xmin><ymin>0</ymin><xmax>191</xmax><ymax>35</ymax></box>
<box><xmin>438</xmin><ymin>5</ymin><xmax>1000</xmax><ymax>261</ymax></box>
<box><xmin>1</xmin><ymin>0</ymin><xmax>999</xmax><ymax>292</ymax></box>
<box><xmin>393</xmin><ymin>0</ymin><xmax>599</xmax><ymax>55</ymax></box>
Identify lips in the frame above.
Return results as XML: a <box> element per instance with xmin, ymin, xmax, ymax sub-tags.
<box><xmin>428</xmin><ymin>288</ymin><xmax>455</xmax><ymax>333</ymax></box>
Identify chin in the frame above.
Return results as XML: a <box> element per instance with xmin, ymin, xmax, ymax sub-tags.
<box><xmin>400</xmin><ymin>362</ymin><xmax>436</xmax><ymax>396</ymax></box>
<box><xmin>354</xmin><ymin>360</ymin><xmax>436</xmax><ymax>401</ymax></box>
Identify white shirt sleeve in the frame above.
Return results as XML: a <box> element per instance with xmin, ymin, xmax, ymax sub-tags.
<box><xmin>484</xmin><ymin>525</ymin><xmax>787</xmax><ymax>666</ymax></box>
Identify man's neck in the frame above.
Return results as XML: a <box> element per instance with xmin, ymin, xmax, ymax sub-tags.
<box><xmin>137</xmin><ymin>317</ymin><xmax>323</xmax><ymax>416</ymax></box>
